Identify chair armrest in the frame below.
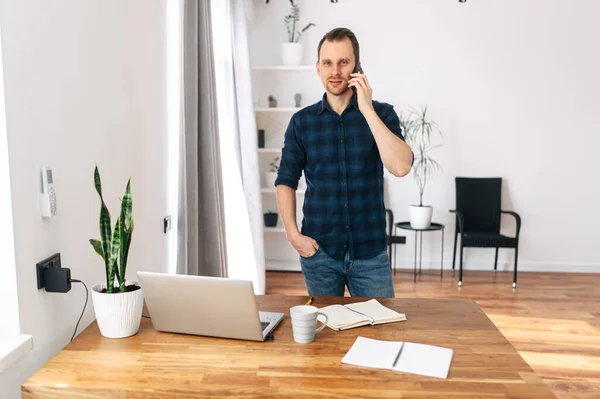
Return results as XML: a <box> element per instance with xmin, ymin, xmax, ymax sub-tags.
<box><xmin>501</xmin><ymin>210</ymin><xmax>521</xmax><ymax>238</ymax></box>
<box><xmin>449</xmin><ymin>209</ymin><xmax>465</xmax><ymax>234</ymax></box>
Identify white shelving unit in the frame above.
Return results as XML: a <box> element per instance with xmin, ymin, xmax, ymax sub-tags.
<box><xmin>261</xmin><ymin>188</ymin><xmax>305</xmax><ymax>195</ymax></box>
<box><xmin>252</xmin><ymin>65</ymin><xmax>314</xmax><ymax>71</ymax></box>
<box><xmin>257</xmin><ymin>148</ymin><xmax>280</xmax><ymax>154</ymax></box>
<box><xmin>255</xmin><ymin>107</ymin><xmax>300</xmax><ymax>113</ymax></box>
<box><xmin>263</xmin><ymin>227</ymin><xmax>287</xmax><ymax>233</ymax></box>
<box><xmin>252</xmin><ymin>65</ymin><xmax>316</xmax><ymax>272</ymax></box>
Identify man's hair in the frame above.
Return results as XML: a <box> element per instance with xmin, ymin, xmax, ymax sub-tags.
<box><xmin>317</xmin><ymin>27</ymin><xmax>360</xmax><ymax>68</ymax></box>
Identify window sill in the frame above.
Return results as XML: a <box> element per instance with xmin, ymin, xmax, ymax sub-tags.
<box><xmin>0</xmin><ymin>334</ymin><xmax>33</xmax><ymax>375</ymax></box>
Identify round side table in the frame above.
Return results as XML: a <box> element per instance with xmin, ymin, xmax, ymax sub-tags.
<box><xmin>394</xmin><ymin>222</ymin><xmax>445</xmax><ymax>283</ymax></box>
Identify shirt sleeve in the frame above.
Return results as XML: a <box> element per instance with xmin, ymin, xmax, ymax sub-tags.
<box><xmin>382</xmin><ymin>105</ymin><xmax>414</xmax><ymax>166</ymax></box>
<box><xmin>382</xmin><ymin>105</ymin><xmax>405</xmax><ymax>141</ymax></box>
<box><xmin>274</xmin><ymin>115</ymin><xmax>306</xmax><ymax>189</ymax></box>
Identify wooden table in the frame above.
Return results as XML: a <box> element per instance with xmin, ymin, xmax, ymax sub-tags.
<box><xmin>22</xmin><ymin>296</ymin><xmax>555</xmax><ymax>398</ymax></box>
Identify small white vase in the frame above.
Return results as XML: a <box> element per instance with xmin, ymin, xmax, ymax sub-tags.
<box><xmin>281</xmin><ymin>42</ymin><xmax>303</xmax><ymax>66</ymax></box>
<box><xmin>264</xmin><ymin>172</ymin><xmax>278</xmax><ymax>188</ymax></box>
<box><xmin>91</xmin><ymin>281</ymin><xmax>144</xmax><ymax>339</ymax></box>
<box><xmin>409</xmin><ymin>205</ymin><xmax>433</xmax><ymax>230</ymax></box>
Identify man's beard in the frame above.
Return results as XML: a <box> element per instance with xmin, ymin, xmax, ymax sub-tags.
<box><xmin>326</xmin><ymin>80</ymin><xmax>350</xmax><ymax>96</ymax></box>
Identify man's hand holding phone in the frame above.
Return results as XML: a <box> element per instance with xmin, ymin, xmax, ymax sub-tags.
<box><xmin>348</xmin><ymin>62</ymin><xmax>375</xmax><ymax>115</ymax></box>
<box><xmin>288</xmin><ymin>232</ymin><xmax>319</xmax><ymax>258</ymax></box>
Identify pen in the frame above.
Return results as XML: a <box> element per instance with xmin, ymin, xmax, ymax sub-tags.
<box><xmin>306</xmin><ymin>296</ymin><xmax>314</xmax><ymax>306</ymax></box>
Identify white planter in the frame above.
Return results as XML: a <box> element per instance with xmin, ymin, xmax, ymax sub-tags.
<box><xmin>281</xmin><ymin>42</ymin><xmax>303</xmax><ymax>66</ymax></box>
<box><xmin>409</xmin><ymin>205</ymin><xmax>433</xmax><ymax>230</ymax></box>
<box><xmin>264</xmin><ymin>172</ymin><xmax>278</xmax><ymax>188</ymax></box>
<box><xmin>91</xmin><ymin>281</ymin><xmax>144</xmax><ymax>339</ymax></box>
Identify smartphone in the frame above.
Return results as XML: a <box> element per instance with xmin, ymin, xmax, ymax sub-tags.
<box><xmin>354</xmin><ymin>62</ymin><xmax>364</xmax><ymax>74</ymax></box>
<box><xmin>351</xmin><ymin>62</ymin><xmax>363</xmax><ymax>93</ymax></box>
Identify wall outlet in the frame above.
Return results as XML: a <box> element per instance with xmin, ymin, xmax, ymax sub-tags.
<box><xmin>36</xmin><ymin>253</ymin><xmax>61</xmax><ymax>289</ymax></box>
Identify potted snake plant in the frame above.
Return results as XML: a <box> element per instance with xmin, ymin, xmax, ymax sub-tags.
<box><xmin>400</xmin><ymin>106</ymin><xmax>443</xmax><ymax>229</ymax></box>
<box><xmin>265</xmin><ymin>156</ymin><xmax>279</xmax><ymax>188</ymax></box>
<box><xmin>89</xmin><ymin>166</ymin><xmax>143</xmax><ymax>338</ymax></box>
<box><xmin>280</xmin><ymin>0</ymin><xmax>315</xmax><ymax>65</ymax></box>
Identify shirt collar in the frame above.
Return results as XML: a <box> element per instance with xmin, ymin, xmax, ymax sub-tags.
<box><xmin>317</xmin><ymin>92</ymin><xmax>359</xmax><ymax>115</ymax></box>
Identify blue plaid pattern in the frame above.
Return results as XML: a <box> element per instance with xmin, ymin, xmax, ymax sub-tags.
<box><xmin>275</xmin><ymin>93</ymin><xmax>407</xmax><ymax>261</ymax></box>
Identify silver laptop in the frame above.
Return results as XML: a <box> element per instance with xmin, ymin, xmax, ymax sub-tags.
<box><xmin>137</xmin><ymin>271</ymin><xmax>284</xmax><ymax>341</ymax></box>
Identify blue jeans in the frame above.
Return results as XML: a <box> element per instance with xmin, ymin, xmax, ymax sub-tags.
<box><xmin>299</xmin><ymin>246</ymin><xmax>395</xmax><ymax>298</ymax></box>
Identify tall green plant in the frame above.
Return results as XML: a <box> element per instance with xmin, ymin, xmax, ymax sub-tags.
<box><xmin>284</xmin><ymin>0</ymin><xmax>315</xmax><ymax>43</ymax></box>
<box><xmin>117</xmin><ymin>180</ymin><xmax>134</xmax><ymax>292</ymax></box>
<box><xmin>400</xmin><ymin>106</ymin><xmax>443</xmax><ymax>206</ymax></box>
<box><xmin>89</xmin><ymin>166</ymin><xmax>134</xmax><ymax>293</ymax></box>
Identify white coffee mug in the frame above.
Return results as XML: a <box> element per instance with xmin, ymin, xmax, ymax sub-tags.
<box><xmin>290</xmin><ymin>305</ymin><xmax>329</xmax><ymax>344</ymax></box>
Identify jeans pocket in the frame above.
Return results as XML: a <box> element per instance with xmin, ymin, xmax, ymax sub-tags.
<box><xmin>300</xmin><ymin>246</ymin><xmax>321</xmax><ymax>260</ymax></box>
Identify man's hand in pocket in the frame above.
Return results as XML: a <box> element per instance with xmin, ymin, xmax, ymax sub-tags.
<box><xmin>288</xmin><ymin>232</ymin><xmax>319</xmax><ymax>257</ymax></box>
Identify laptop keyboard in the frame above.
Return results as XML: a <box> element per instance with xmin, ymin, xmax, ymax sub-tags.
<box><xmin>260</xmin><ymin>321</ymin><xmax>271</xmax><ymax>331</ymax></box>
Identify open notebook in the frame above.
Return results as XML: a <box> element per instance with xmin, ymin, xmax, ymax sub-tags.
<box><xmin>342</xmin><ymin>336</ymin><xmax>454</xmax><ymax>379</ymax></box>
<box><xmin>316</xmin><ymin>299</ymin><xmax>407</xmax><ymax>331</ymax></box>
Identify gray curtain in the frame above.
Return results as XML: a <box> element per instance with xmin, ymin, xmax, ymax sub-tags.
<box><xmin>179</xmin><ymin>0</ymin><xmax>227</xmax><ymax>277</ymax></box>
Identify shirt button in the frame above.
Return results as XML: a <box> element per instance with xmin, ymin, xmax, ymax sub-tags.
<box><xmin>341</xmin><ymin>181</ymin><xmax>346</xmax><ymax>186</ymax></box>
<box><xmin>340</xmin><ymin>161</ymin><xmax>345</xmax><ymax>164</ymax></box>
<box><xmin>339</xmin><ymin>139</ymin><xmax>343</xmax><ymax>143</ymax></box>
<box><xmin>343</xmin><ymin>203</ymin><xmax>347</xmax><ymax>207</ymax></box>
<box><xmin>345</xmin><ymin>225</ymin><xmax>349</xmax><ymax>229</ymax></box>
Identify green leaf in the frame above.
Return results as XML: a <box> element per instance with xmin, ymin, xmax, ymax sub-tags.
<box><xmin>119</xmin><ymin>217</ymin><xmax>134</xmax><ymax>292</ymax></box>
<box><xmin>118</xmin><ymin>180</ymin><xmax>133</xmax><ymax>288</ymax></box>
<box><xmin>120</xmin><ymin>179</ymin><xmax>132</xmax><ymax>230</ymax></box>
<box><xmin>110</xmin><ymin>219</ymin><xmax>120</xmax><ymax>271</ymax></box>
<box><xmin>108</xmin><ymin>219</ymin><xmax>121</xmax><ymax>293</ymax></box>
<box><xmin>93</xmin><ymin>165</ymin><xmax>103</xmax><ymax>198</ymax></box>
<box><xmin>89</xmin><ymin>239</ymin><xmax>104</xmax><ymax>258</ymax></box>
<box><xmin>301</xmin><ymin>23</ymin><xmax>315</xmax><ymax>33</ymax></box>
<box><xmin>94</xmin><ymin>166</ymin><xmax>112</xmax><ymax>293</ymax></box>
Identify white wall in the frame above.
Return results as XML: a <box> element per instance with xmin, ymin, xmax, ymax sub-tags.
<box><xmin>249</xmin><ymin>0</ymin><xmax>600</xmax><ymax>273</ymax></box>
<box><xmin>0</xmin><ymin>17</ymin><xmax>20</xmax><ymax>338</ymax></box>
<box><xmin>0</xmin><ymin>0</ymin><xmax>170</xmax><ymax>396</ymax></box>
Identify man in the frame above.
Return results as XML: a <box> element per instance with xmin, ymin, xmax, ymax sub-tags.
<box><xmin>274</xmin><ymin>27</ymin><xmax>413</xmax><ymax>298</ymax></box>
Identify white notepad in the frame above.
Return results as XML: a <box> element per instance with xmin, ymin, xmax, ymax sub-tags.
<box><xmin>316</xmin><ymin>299</ymin><xmax>407</xmax><ymax>331</ymax></box>
<box><xmin>341</xmin><ymin>336</ymin><xmax>453</xmax><ymax>379</ymax></box>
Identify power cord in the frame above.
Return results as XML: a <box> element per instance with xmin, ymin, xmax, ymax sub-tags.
<box><xmin>69</xmin><ymin>279</ymin><xmax>88</xmax><ymax>341</ymax></box>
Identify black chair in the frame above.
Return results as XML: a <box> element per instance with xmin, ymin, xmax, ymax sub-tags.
<box><xmin>385</xmin><ymin>209</ymin><xmax>406</xmax><ymax>274</ymax></box>
<box><xmin>450</xmin><ymin>178</ymin><xmax>522</xmax><ymax>288</ymax></box>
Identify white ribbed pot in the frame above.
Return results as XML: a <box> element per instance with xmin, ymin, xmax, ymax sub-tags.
<box><xmin>409</xmin><ymin>205</ymin><xmax>433</xmax><ymax>229</ymax></box>
<box><xmin>91</xmin><ymin>281</ymin><xmax>144</xmax><ymax>339</ymax></box>
<box><xmin>281</xmin><ymin>42</ymin><xmax>303</xmax><ymax>66</ymax></box>
<box><xmin>264</xmin><ymin>172</ymin><xmax>278</xmax><ymax>188</ymax></box>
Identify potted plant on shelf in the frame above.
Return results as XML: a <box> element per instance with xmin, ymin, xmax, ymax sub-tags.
<box><xmin>89</xmin><ymin>166</ymin><xmax>143</xmax><ymax>339</ymax></box>
<box><xmin>268</xmin><ymin>95</ymin><xmax>278</xmax><ymax>108</ymax></box>
<box><xmin>281</xmin><ymin>0</ymin><xmax>315</xmax><ymax>66</ymax></box>
<box><xmin>265</xmin><ymin>156</ymin><xmax>280</xmax><ymax>188</ymax></box>
<box><xmin>400</xmin><ymin>106</ymin><xmax>443</xmax><ymax>229</ymax></box>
